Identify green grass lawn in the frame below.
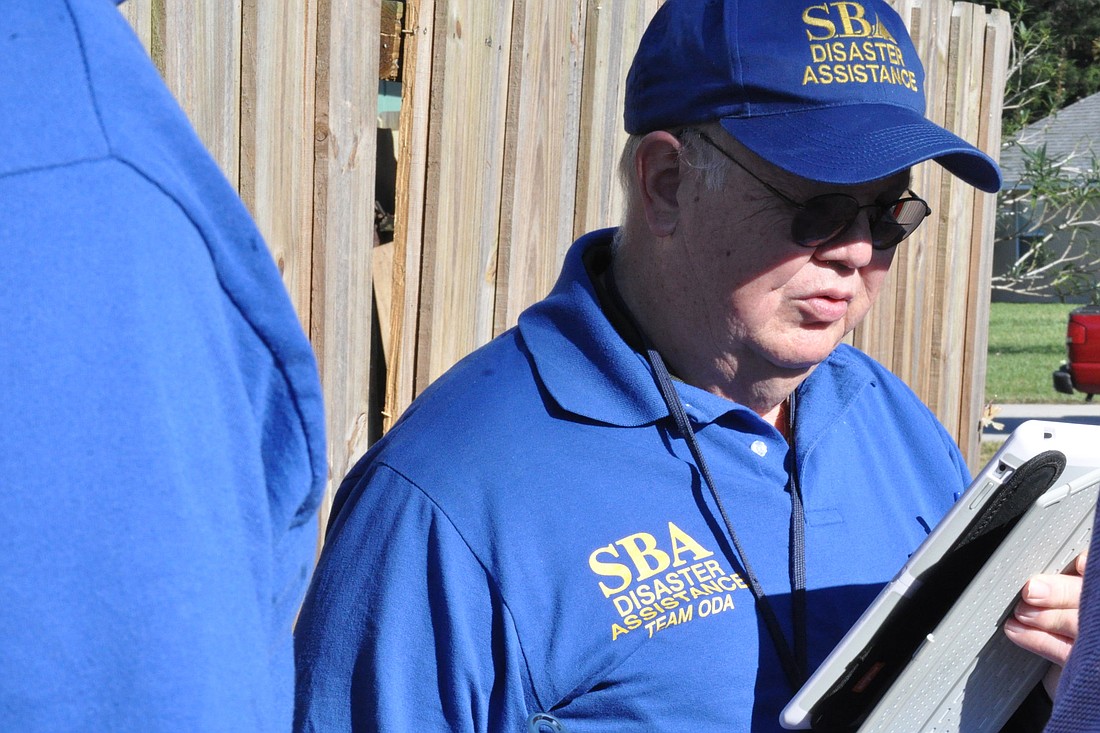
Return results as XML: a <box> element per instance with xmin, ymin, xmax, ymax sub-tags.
<box><xmin>984</xmin><ymin>302</ymin><xmax>1081</xmax><ymax>404</ymax></box>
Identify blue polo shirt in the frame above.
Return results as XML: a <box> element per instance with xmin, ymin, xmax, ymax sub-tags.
<box><xmin>295</xmin><ymin>229</ymin><xmax>968</xmax><ymax>731</ymax></box>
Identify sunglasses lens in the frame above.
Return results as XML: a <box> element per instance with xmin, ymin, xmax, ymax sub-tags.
<box><xmin>792</xmin><ymin>195</ymin><xmax>930</xmax><ymax>249</ymax></box>
<box><xmin>791</xmin><ymin>195</ymin><xmax>860</xmax><ymax>247</ymax></box>
<box><xmin>870</xmin><ymin>198</ymin><xmax>929</xmax><ymax>249</ymax></box>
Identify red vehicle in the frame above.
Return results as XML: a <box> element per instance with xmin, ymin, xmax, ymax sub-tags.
<box><xmin>1053</xmin><ymin>305</ymin><xmax>1100</xmax><ymax>401</ymax></box>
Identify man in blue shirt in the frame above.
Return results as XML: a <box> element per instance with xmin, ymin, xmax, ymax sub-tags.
<box><xmin>294</xmin><ymin>0</ymin><xmax>1080</xmax><ymax>730</ymax></box>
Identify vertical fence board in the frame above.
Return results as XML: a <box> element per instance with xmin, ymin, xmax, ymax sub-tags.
<box><xmin>385</xmin><ymin>0</ymin><xmax>436</xmax><ymax>431</ymax></box>
<box><xmin>118</xmin><ymin>0</ymin><xmax>154</xmax><ymax>58</ymax></box>
<box><xmin>495</xmin><ymin>0</ymin><xmax>586</xmax><ymax>333</ymax></box>
<box><xmin>572</xmin><ymin>1</ymin><xmax>662</xmax><ymax>237</ymax></box>
<box><xmin>573</xmin><ymin>0</ymin><xmax>624</xmax><ymax>239</ymax></box>
<box><xmin>241</xmin><ymin>0</ymin><xmax>318</xmax><ymax>327</ymax></box>
<box><xmin>960</xmin><ymin>8</ymin><xmax>1011</xmax><ymax>467</ymax></box>
<box><xmin>310</xmin><ymin>0</ymin><xmax>380</xmax><ymax>523</ymax></box>
<box><xmin>930</xmin><ymin>6</ymin><xmax>972</xmax><ymax>430</ymax></box>
<box><xmin>915</xmin><ymin>0</ymin><xmax>952</xmax><ymax>404</ymax></box>
<box><xmin>873</xmin><ymin>1</ymin><xmax>925</xmax><ymax>386</ymax></box>
<box><xmin>853</xmin><ymin>0</ymin><xmax>909</xmax><ymax>368</ymax></box>
<box><xmin>859</xmin><ymin>0</ymin><xmax>945</xmax><ymax>392</ymax></box>
<box><xmin>936</xmin><ymin>4</ymin><xmax>983</xmax><ymax>437</ymax></box>
<box><xmin>416</xmin><ymin>0</ymin><xmax>514</xmax><ymax>388</ymax></box>
<box><xmin>875</xmin><ymin>0</ymin><xmax>916</xmax><ymax>380</ymax></box>
<box><xmin>161</xmin><ymin>2</ymin><xmax>242</xmax><ymax>186</ymax></box>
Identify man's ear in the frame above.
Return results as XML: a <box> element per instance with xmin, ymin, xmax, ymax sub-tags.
<box><xmin>634</xmin><ymin>131</ymin><xmax>684</xmax><ymax>238</ymax></box>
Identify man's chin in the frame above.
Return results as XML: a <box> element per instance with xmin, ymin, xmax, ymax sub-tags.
<box><xmin>768</xmin><ymin>332</ymin><xmax>846</xmax><ymax>372</ymax></box>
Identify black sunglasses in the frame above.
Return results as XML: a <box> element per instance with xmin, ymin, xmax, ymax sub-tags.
<box><xmin>690</xmin><ymin>130</ymin><xmax>931</xmax><ymax>251</ymax></box>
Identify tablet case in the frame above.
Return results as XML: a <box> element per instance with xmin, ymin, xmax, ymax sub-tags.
<box><xmin>781</xmin><ymin>420</ymin><xmax>1100</xmax><ymax>732</ymax></box>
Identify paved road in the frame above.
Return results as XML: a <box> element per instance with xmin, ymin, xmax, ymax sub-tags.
<box><xmin>982</xmin><ymin>402</ymin><xmax>1100</xmax><ymax>442</ymax></box>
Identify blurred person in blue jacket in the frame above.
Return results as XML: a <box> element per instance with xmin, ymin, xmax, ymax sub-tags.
<box><xmin>1045</xmin><ymin>540</ymin><xmax>1096</xmax><ymax>733</ymax></box>
<box><xmin>0</xmin><ymin>0</ymin><xmax>326</xmax><ymax>730</ymax></box>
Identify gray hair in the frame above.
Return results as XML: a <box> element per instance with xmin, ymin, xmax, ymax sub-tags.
<box><xmin>615</xmin><ymin>124</ymin><xmax>733</xmax><ymax>247</ymax></box>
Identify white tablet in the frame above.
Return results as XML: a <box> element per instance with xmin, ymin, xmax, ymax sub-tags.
<box><xmin>780</xmin><ymin>419</ymin><xmax>1100</xmax><ymax>732</ymax></box>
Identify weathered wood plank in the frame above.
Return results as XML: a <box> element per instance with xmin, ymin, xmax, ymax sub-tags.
<box><xmin>415</xmin><ymin>0</ymin><xmax>514</xmax><ymax>389</ymax></box>
<box><xmin>852</xmin><ymin>2</ymin><xmax>921</xmax><ymax>378</ymax></box>
<box><xmin>380</xmin><ymin>0</ymin><xmax>404</xmax><ymax>81</ymax></box>
<box><xmin>118</xmin><ymin>0</ymin><xmax>154</xmax><ymax>60</ymax></box>
<box><xmin>241</xmin><ymin>0</ymin><xmax>318</xmax><ymax>327</ymax></box>
<box><xmin>856</xmin><ymin>2</ymin><xmax>916</xmax><ymax>370</ymax></box>
<box><xmin>959</xmin><ymin>6</ymin><xmax>1011</xmax><ymax>467</ymax></box>
<box><xmin>161</xmin><ymin>2</ymin><xmax>242</xmax><ymax>186</ymax></box>
<box><xmin>373</xmin><ymin>240</ymin><xmax>395</xmax><ymax>361</ymax></box>
<box><xmin>573</xmin><ymin>0</ymin><xmax>662</xmax><ymax>238</ymax></box>
<box><xmin>310</xmin><ymin>0</ymin><xmax>380</xmax><ymax>522</ymax></box>
<box><xmin>385</xmin><ymin>0</ymin><xmax>435</xmax><ymax>431</ymax></box>
<box><xmin>494</xmin><ymin>0</ymin><xmax>586</xmax><ymax>334</ymax></box>
<box><xmin>855</xmin><ymin>1</ymin><xmax>915</xmax><ymax>367</ymax></box>
<box><xmin>907</xmin><ymin>0</ymin><xmax>951</xmax><ymax>402</ymax></box>
<box><xmin>926</xmin><ymin>3</ymin><xmax>976</xmax><ymax>432</ymax></box>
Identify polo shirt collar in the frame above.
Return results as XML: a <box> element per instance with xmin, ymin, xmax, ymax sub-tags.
<box><xmin>517</xmin><ymin>229</ymin><xmax>669</xmax><ymax>427</ymax></box>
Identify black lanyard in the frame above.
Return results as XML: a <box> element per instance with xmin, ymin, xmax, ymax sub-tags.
<box><xmin>604</xmin><ymin>270</ymin><xmax>808</xmax><ymax>692</ymax></box>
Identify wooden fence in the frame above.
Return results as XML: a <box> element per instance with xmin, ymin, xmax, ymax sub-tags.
<box><xmin>122</xmin><ymin>0</ymin><xmax>1010</xmax><ymax>524</ymax></box>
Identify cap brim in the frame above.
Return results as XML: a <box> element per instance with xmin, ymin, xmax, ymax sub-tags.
<box><xmin>721</xmin><ymin>105</ymin><xmax>1002</xmax><ymax>193</ymax></box>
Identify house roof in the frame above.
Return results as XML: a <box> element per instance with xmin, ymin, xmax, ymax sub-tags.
<box><xmin>998</xmin><ymin>91</ymin><xmax>1100</xmax><ymax>187</ymax></box>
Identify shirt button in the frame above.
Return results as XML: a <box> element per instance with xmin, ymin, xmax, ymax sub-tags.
<box><xmin>750</xmin><ymin>440</ymin><xmax>768</xmax><ymax>457</ymax></box>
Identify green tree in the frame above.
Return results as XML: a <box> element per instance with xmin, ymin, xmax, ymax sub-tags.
<box><xmin>994</xmin><ymin>146</ymin><xmax>1100</xmax><ymax>303</ymax></box>
<box><xmin>981</xmin><ymin>1</ymin><xmax>1100</xmax><ymax>302</ymax></box>
<box><xmin>975</xmin><ymin>0</ymin><xmax>1100</xmax><ymax>137</ymax></box>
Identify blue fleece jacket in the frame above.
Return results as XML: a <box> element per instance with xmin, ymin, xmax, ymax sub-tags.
<box><xmin>0</xmin><ymin>1</ymin><xmax>326</xmax><ymax>730</ymax></box>
<box><xmin>1046</xmin><ymin>508</ymin><xmax>1100</xmax><ymax>732</ymax></box>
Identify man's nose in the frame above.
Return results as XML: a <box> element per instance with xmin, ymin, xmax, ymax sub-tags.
<box><xmin>812</xmin><ymin>212</ymin><xmax>875</xmax><ymax>269</ymax></box>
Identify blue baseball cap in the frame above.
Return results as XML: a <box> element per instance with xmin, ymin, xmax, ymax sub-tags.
<box><xmin>624</xmin><ymin>0</ymin><xmax>1002</xmax><ymax>192</ymax></box>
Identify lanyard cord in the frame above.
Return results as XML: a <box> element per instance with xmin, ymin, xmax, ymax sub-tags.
<box><xmin>787</xmin><ymin>395</ymin><xmax>808</xmax><ymax>682</ymax></box>
<box><xmin>643</xmin><ymin>344</ymin><xmax>807</xmax><ymax>692</ymax></box>
<box><xmin>601</xmin><ymin>266</ymin><xmax>808</xmax><ymax>691</ymax></box>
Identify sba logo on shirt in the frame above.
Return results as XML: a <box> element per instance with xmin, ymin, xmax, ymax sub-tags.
<box><xmin>588</xmin><ymin>522</ymin><xmax>748</xmax><ymax>640</ymax></box>
<box><xmin>588</xmin><ymin>522</ymin><xmax>714</xmax><ymax>597</ymax></box>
